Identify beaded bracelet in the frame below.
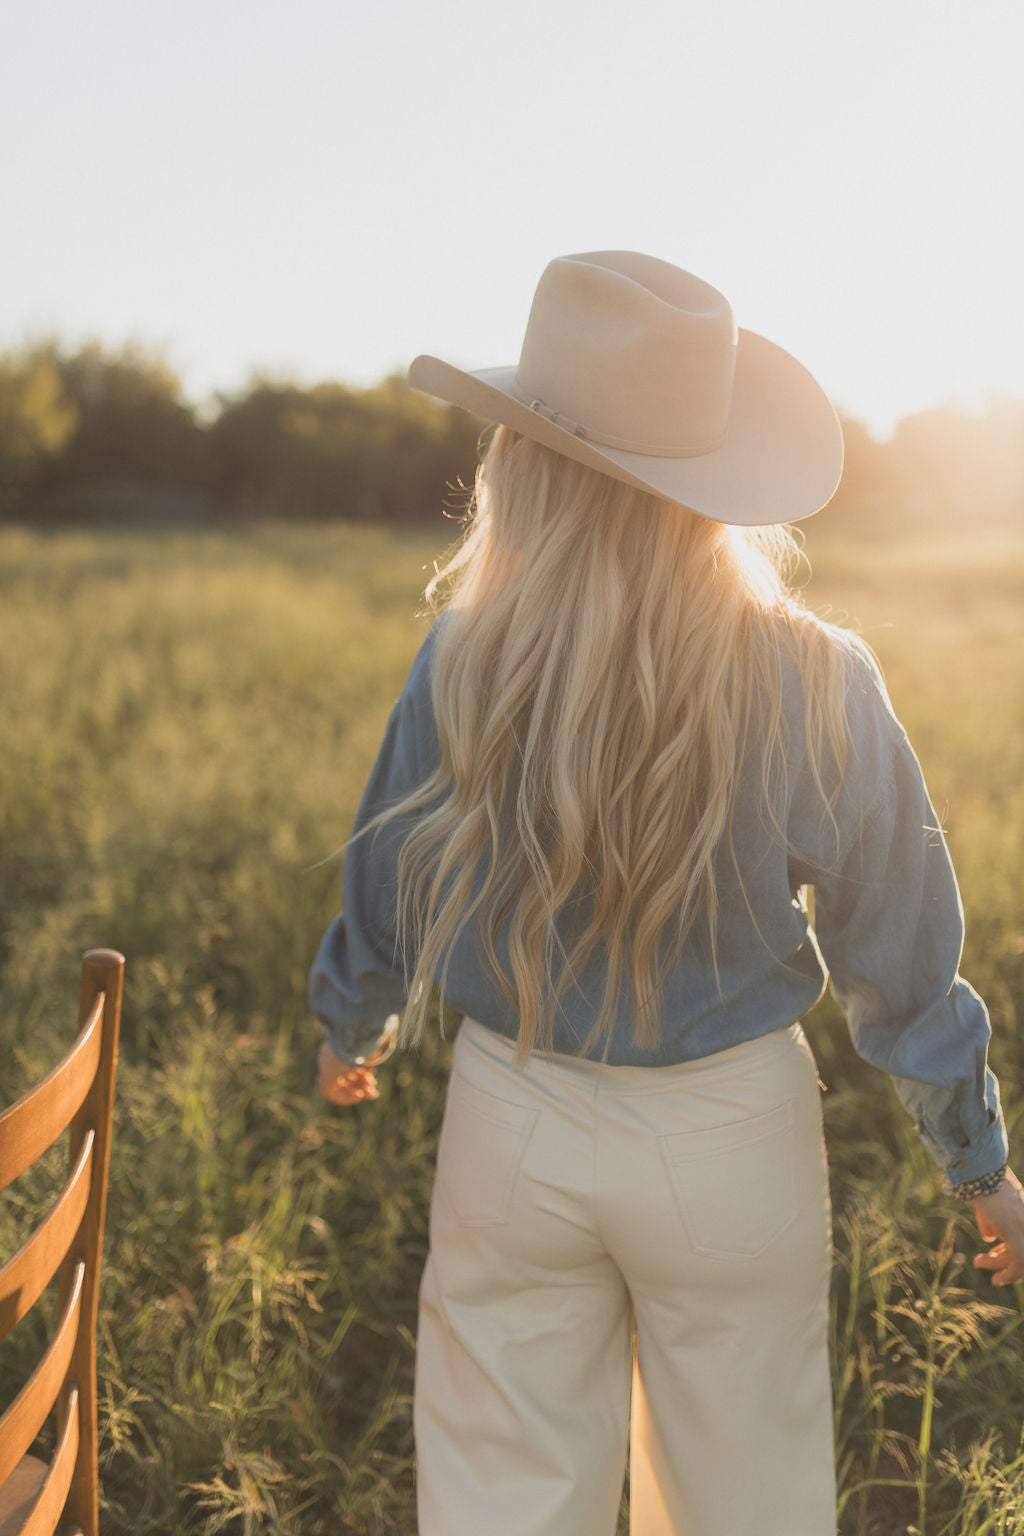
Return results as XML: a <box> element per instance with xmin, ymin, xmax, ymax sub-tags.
<box><xmin>948</xmin><ymin>1164</ymin><xmax>1008</xmax><ymax>1200</ymax></box>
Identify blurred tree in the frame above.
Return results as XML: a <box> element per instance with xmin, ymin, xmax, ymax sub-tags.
<box><xmin>0</xmin><ymin>345</ymin><xmax>78</xmax><ymax>513</ymax></box>
<box><xmin>983</xmin><ymin>393</ymin><xmax>1024</xmax><ymax>521</ymax></box>
<box><xmin>885</xmin><ymin>399</ymin><xmax>1024</xmax><ymax>530</ymax></box>
<box><xmin>822</xmin><ymin>414</ymin><xmax>897</xmax><ymax>534</ymax></box>
<box><xmin>357</xmin><ymin>374</ymin><xmax>484</xmax><ymax>523</ymax></box>
<box><xmin>33</xmin><ymin>340</ymin><xmax>212</xmax><ymax>505</ymax></box>
<box><xmin>207</xmin><ymin>372</ymin><xmax>482</xmax><ymax>522</ymax></box>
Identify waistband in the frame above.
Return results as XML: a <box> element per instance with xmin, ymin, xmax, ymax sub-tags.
<box><xmin>456</xmin><ymin>1015</ymin><xmax>809</xmax><ymax>1097</ymax></box>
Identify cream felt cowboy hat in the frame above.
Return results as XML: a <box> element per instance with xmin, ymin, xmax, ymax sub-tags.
<box><xmin>408</xmin><ymin>250</ymin><xmax>844</xmax><ymax>527</ymax></box>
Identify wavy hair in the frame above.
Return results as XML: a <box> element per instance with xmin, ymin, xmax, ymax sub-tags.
<box><xmin>366</xmin><ymin>425</ymin><xmax>853</xmax><ymax>1066</ymax></box>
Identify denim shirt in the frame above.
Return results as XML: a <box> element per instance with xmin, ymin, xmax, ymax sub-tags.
<box><xmin>308</xmin><ymin>613</ymin><xmax>1009</xmax><ymax>1192</ymax></box>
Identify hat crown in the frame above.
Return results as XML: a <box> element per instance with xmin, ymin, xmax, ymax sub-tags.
<box><xmin>514</xmin><ymin>252</ymin><xmax>738</xmax><ymax>455</ymax></box>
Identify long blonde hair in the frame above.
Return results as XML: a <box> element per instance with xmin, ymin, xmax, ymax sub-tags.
<box><xmin>369</xmin><ymin>426</ymin><xmax>852</xmax><ymax>1066</ymax></box>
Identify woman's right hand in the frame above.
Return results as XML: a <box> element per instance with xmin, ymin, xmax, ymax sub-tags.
<box><xmin>318</xmin><ymin>1040</ymin><xmax>380</xmax><ymax>1106</ymax></box>
<box><xmin>971</xmin><ymin>1165</ymin><xmax>1024</xmax><ymax>1287</ymax></box>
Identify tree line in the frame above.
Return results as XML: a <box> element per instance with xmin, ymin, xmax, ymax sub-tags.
<box><xmin>1</xmin><ymin>338</ymin><xmax>1021</xmax><ymax>534</ymax></box>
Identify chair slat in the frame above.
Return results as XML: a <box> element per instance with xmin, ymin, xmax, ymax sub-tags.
<box><xmin>0</xmin><ymin>998</ymin><xmax>103</xmax><ymax>1192</ymax></box>
<box><xmin>18</xmin><ymin>1387</ymin><xmax>80</xmax><ymax>1536</ymax></box>
<box><xmin>0</xmin><ymin>1132</ymin><xmax>94</xmax><ymax>1343</ymax></box>
<box><xmin>0</xmin><ymin>1261</ymin><xmax>84</xmax><ymax>1487</ymax></box>
<box><xmin>0</xmin><ymin>1457</ymin><xmax>47</xmax><ymax>1536</ymax></box>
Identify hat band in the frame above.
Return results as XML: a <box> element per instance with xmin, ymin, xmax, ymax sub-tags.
<box><xmin>510</xmin><ymin>378</ymin><xmax>726</xmax><ymax>459</ymax></box>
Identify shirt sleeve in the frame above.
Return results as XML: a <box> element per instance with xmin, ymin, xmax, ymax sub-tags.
<box><xmin>307</xmin><ymin>621</ymin><xmax>442</xmax><ymax>1066</ymax></box>
<box><xmin>795</xmin><ymin>645</ymin><xmax>1008</xmax><ymax>1191</ymax></box>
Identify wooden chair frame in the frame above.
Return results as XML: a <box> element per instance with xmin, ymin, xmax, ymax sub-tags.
<box><xmin>0</xmin><ymin>949</ymin><xmax>124</xmax><ymax>1536</ymax></box>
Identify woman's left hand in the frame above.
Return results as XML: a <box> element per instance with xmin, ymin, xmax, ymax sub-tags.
<box><xmin>318</xmin><ymin>1040</ymin><xmax>381</xmax><ymax>1106</ymax></box>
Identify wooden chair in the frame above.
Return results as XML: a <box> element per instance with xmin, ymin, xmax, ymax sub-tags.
<box><xmin>0</xmin><ymin>949</ymin><xmax>124</xmax><ymax>1536</ymax></box>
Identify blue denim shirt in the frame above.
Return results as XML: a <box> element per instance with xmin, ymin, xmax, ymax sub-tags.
<box><xmin>308</xmin><ymin>613</ymin><xmax>1009</xmax><ymax>1191</ymax></box>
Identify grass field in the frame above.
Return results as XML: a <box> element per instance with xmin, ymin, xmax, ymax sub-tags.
<box><xmin>1</xmin><ymin>517</ymin><xmax>1022</xmax><ymax>1534</ymax></box>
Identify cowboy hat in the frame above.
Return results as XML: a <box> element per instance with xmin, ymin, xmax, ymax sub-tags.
<box><xmin>408</xmin><ymin>250</ymin><xmax>844</xmax><ymax>527</ymax></box>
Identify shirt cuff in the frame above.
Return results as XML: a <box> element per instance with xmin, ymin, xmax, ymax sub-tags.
<box><xmin>935</xmin><ymin>1109</ymin><xmax>1010</xmax><ymax>1191</ymax></box>
<box><xmin>323</xmin><ymin>1014</ymin><xmax>400</xmax><ymax>1068</ymax></box>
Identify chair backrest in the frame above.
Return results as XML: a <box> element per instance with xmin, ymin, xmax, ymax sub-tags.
<box><xmin>0</xmin><ymin>949</ymin><xmax>124</xmax><ymax>1536</ymax></box>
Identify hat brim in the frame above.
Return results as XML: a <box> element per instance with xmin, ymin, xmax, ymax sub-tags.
<box><xmin>408</xmin><ymin>328</ymin><xmax>843</xmax><ymax>527</ymax></box>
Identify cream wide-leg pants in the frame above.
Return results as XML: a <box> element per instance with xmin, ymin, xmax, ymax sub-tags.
<box><xmin>414</xmin><ymin>1014</ymin><xmax>836</xmax><ymax>1536</ymax></box>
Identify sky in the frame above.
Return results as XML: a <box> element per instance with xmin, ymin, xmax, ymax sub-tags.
<box><xmin>2</xmin><ymin>0</ymin><xmax>1022</xmax><ymax>440</ymax></box>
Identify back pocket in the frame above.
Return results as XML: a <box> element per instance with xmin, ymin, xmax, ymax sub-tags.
<box><xmin>658</xmin><ymin>1099</ymin><xmax>798</xmax><ymax>1259</ymax></box>
<box><xmin>436</xmin><ymin>1070</ymin><xmax>540</xmax><ymax>1226</ymax></box>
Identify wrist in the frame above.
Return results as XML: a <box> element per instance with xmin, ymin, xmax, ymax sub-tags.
<box><xmin>947</xmin><ymin>1163</ymin><xmax>1008</xmax><ymax>1201</ymax></box>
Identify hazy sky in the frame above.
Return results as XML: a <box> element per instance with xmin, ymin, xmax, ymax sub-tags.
<box><xmin>3</xmin><ymin>0</ymin><xmax>1022</xmax><ymax>439</ymax></box>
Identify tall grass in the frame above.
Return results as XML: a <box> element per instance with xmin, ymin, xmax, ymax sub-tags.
<box><xmin>0</xmin><ymin>517</ymin><xmax>1022</xmax><ymax>1533</ymax></box>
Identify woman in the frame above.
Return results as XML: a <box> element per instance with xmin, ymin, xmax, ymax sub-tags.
<box><xmin>309</xmin><ymin>251</ymin><xmax>1023</xmax><ymax>1536</ymax></box>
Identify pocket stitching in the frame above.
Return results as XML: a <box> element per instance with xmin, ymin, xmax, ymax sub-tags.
<box><xmin>449</xmin><ymin>1070</ymin><xmax>539</xmax><ymax>1132</ymax></box>
<box><xmin>658</xmin><ymin>1099</ymin><xmax>793</xmax><ymax>1162</ymax></box>
<box><xmin>440</xmin><ymin>1074</ymin><xmax>539</xmax><ymax>1227</ymax></box>
<box><xmin>658</xmin><ymin>1098</ymin><xmax>799</xmax><ymax>1260</ymax></box>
